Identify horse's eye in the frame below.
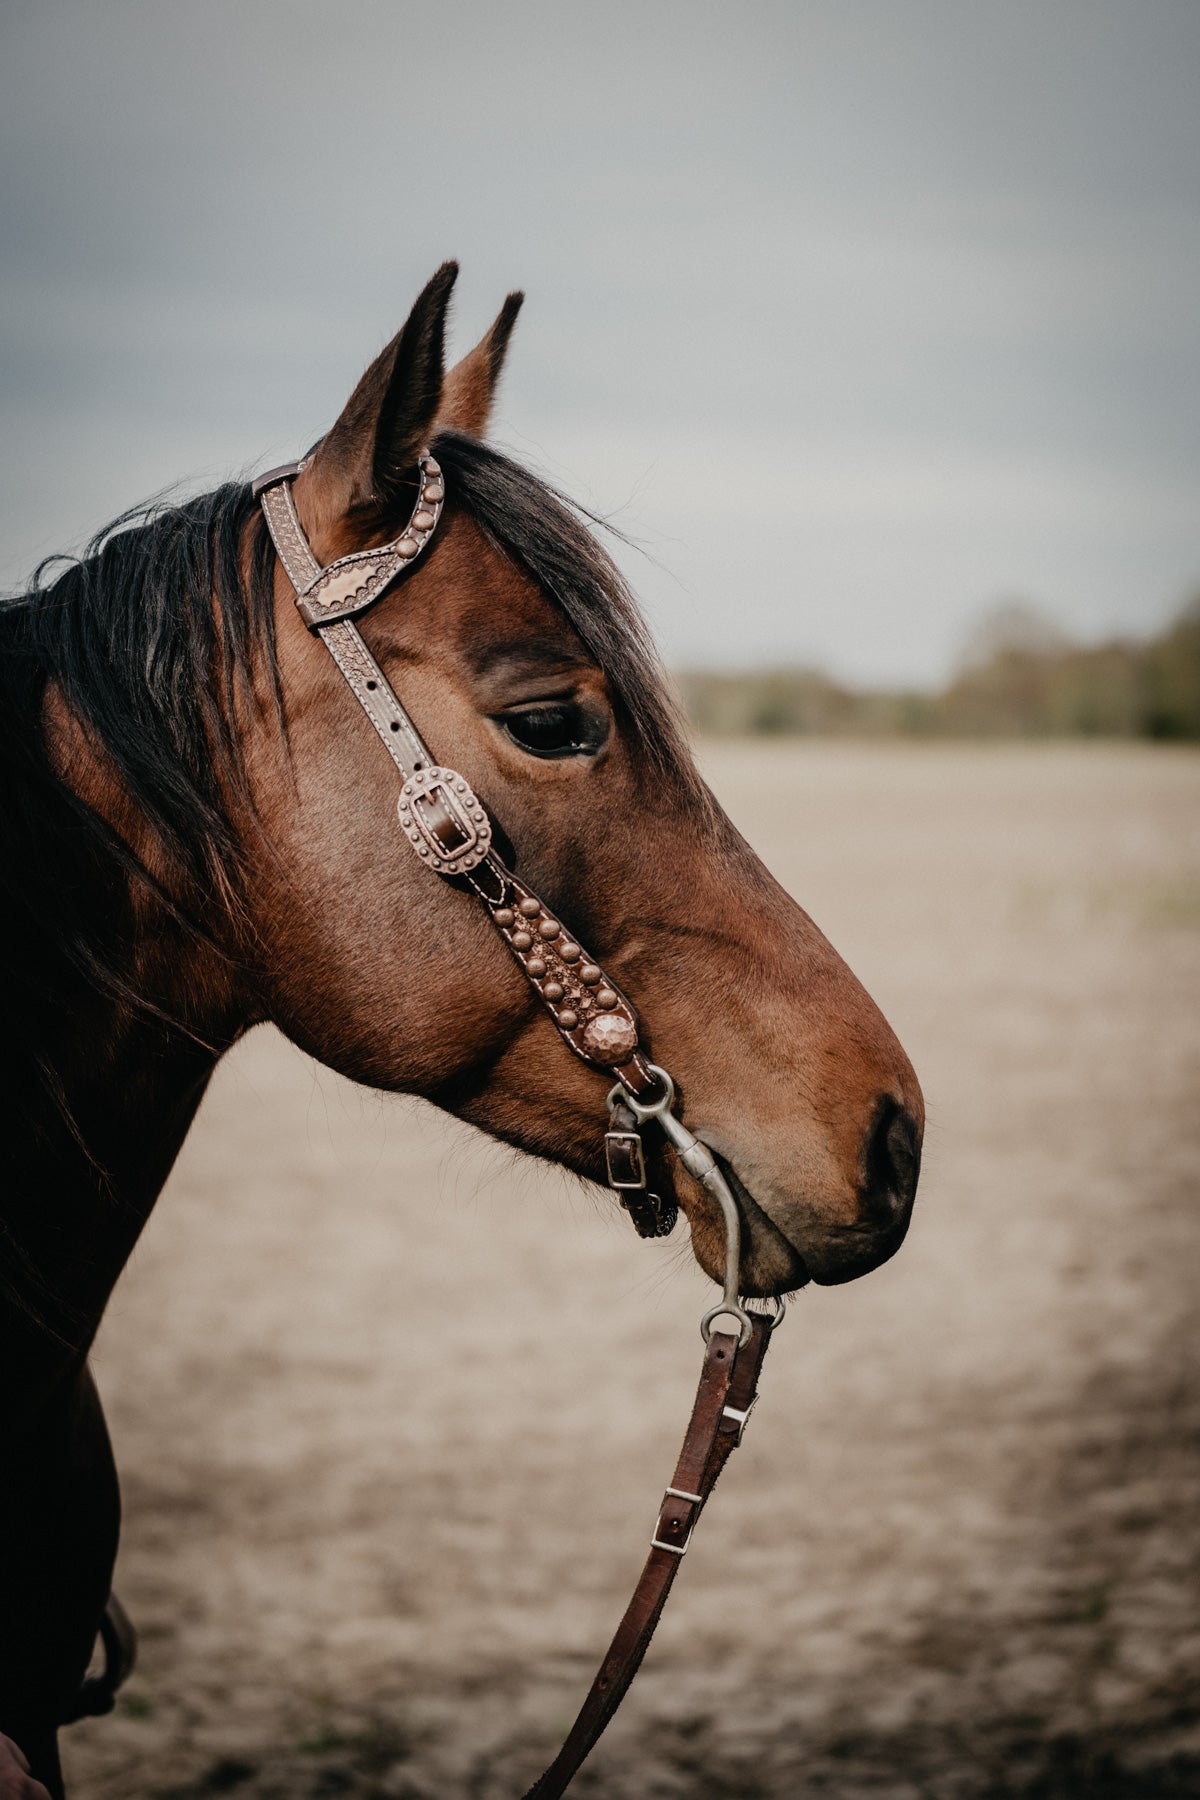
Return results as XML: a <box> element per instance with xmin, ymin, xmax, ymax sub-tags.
<box><xmin>499</xmin><ymin>702</ymin><xmax>606</xmax><ymax>759</ymax></box>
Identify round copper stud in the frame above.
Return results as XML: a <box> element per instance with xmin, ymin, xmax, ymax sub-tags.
<box><xmin>579</xmin><ymin>963</ymin><xmax>602</xmax><ymax>985</ymax></box>
<box><xmin>538</xmin><ymin>919</ymin><xmax>560</xmax><ymax>940</ymax></box>
<box><xmin>558</xmin><ymin>1009</ymin><xmax>579</xmax><ymax>1031</ymax></box>
<box><xmin>526</xmin><ymin>956</ymin><xmax>547</xmax><ymax>978</ymax></box>
<box><xmin>512</xmin><ymin>930</ymin><xmax>533</xmax><ymax>951</ymax></box>
<box><xmin>518</xmin><ymin>898</ymin><xmax>541</xmax><ymax>919</ymax></box>
<box><xmin>423</xmin><ymin>482</ymin><xmax>444</xmax><ymax>502</ymax></box>
<box><xmin>581</xmin><ymin>1012</ymin><xmax>638</xmax><ymax>1064</ymax></box>
<box><xmin>559</xmin><ymin>942</ymin><xmax>581</xmax><ymax>963</ymax></box>
<box><xmin>543</xmin><ymin>981</ymin><xmax>564</xmax><ymax>1002</ymax></box>
<box><xmin>398</xmin><ymin>537</ymin><xmax>419</xmax><ymax>557</ymax></box>
<box><xmin>423</xmin><ymin>459</ymin><xmax>441</xmax><ymax>478</ymax></box>
<box><xmin>413</xmin><ymin>510</ymin><xmax>435</xmax><ymax>531</ymax></box>
<box><xmin>596</xmin><ymin>987</ymin><xmax>618</xmax><ymax>1009</ymax></box>
<box><xmin>495</xmin><ymin>908</ymin><xmax>515</xmax><ymax>928</ymax></box>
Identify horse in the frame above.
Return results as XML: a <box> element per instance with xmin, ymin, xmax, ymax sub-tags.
<box><xmin>0</xmin><ymin>263</ymin><xmax>923</xmax><ymax>1798</ymax></box>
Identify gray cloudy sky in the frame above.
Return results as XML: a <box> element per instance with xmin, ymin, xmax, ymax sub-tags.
<box><xmin>2</xmin><ymin>0</ymin><xmax>1197</xmax><ymax>683</ymax></box>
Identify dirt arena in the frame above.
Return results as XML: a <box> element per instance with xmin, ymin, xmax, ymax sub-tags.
<box><xmin>64</xmin><ymin>743</ymin><xmax>1199</xmax><ymax>1799</ymax></box>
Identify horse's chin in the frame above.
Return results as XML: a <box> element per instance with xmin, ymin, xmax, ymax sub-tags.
<box><xmin>689</xmin><ymin>1152</ymin><xmax>812</xmax><ymax>1298</ymax></box>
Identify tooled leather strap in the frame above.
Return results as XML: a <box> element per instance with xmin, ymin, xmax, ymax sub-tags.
<box><xmin>256</xmin><ymin>458</ymin><xmax>662</xmax><ymax>1104</ymax></box>
<box><xmin>522</xmin><ymin>1313</ymin><xmax>774</xmax><ymax>1798</ymax></box>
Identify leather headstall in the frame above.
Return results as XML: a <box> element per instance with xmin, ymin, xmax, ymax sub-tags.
<box><xmin>256</xmin><ymin>452</ymin><xmax>675</xmax><ymax>1239</ymax></box>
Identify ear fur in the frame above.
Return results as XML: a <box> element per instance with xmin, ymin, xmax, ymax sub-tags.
<box><xmin>303</xmin><ymin>261</ymin><xmax>458</xmax><ymax>528</ymax></box>
<box><xmin>437</xmin><ymin>291</ymin><xmax>524</xmax><ymax>439</ymax></box>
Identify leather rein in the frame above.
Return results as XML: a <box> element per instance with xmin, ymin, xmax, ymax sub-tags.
<box><xmin>254</xmin><ymin>452</ymin><xmax>785</xmax><ymax>1796</ymax></box>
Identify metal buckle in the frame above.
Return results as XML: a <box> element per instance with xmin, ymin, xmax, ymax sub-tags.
<box><xmin>397</xmin><ymin>767</ymin><xmax>493</xmax><ymax>876</ymax></box>
<box><xmin>605</xmin><ymin>1129</ymin><xmax>647</xmax><ymax>1191</ymax></box>
<box><xmin>650</xmin><ymin>1486</ymin><xmax>703</xmax><ymax>1556</ymax></box>
<box><xmin>721</xmin><ymin>1396</ymin><xmax>758</xmax><ymax>1446</ymax></box>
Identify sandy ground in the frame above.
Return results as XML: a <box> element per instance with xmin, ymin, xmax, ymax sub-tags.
<box><xmin>63</xmin><ymin>742</ymin><xmax>1200</xmax><ymax>1799</ymax></box>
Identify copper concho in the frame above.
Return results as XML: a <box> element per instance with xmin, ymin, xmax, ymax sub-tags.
<box><xmin>397</xmin><ymin>766</ymin><xmax>492</xmax><ymax>876</ymax></box>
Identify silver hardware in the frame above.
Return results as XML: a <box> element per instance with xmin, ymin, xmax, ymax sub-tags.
<box><xmin>604</xmin><ymin>1128</ymin><xmax>646</xmax><ymax>1190</ymax></box>
<box><xmin>721</xmin><ymin>1397</ymin><xmax>758</xmax><ymax>1445</ymax></box>
<box><xmin>747</xmin><ymin>1293</ymin><xmax>787</xmax><ymax>1332</ymax></box>
<box><xmin>397</xmin><ymin>766</ymin><xmax>493</xmax><ymax>875</ymax></box>
<box><xmin>610</xmin><ymin>1063</ymin><xmax>753</xmax><ymax>1346</ymax></box>
<box><xmin>651</xmin><ymin>1487</ymin><xmax>703</xmax><ymax>1556</ymax></box>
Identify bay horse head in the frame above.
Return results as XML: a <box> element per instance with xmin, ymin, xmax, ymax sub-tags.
<box><xmin>236</xmin><ymin>262</ymin><xmax>923</xmax><ymax>1297</ymax></box>
<box><xmin>2</xmin><ymin>262</ymin><xmax>925</xmax><ymax>1792</ymax></box>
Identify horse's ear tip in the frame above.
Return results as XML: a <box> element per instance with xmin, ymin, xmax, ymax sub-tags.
<box><xmin>406</xmin><ymin>262</ymin><xmax>459</xmax><ymax>320</ymax></box>
<box><xmin>494</xmin><ymin>292</ymin><xmax>525</xmax><ymax>344</ymax></box>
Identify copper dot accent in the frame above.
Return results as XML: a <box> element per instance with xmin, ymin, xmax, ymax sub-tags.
<box><xmin>559</xmin><ymin>942</ymin><xmax>581</xmax><ymax>963</ymax></box>
<box><xmin>512</xmin><ymin>930</ymin><xmax>533</xmax><ymax>951</ymax></box>
<box><xmin>582</xmin><ymin>1012</ymin><xmax>638</xmax><ymax>1064</ymax></box>
<box><xmin>579</xmin><ymin>963</ymin><xmax>602</xmax><ymax>984</ymax></box>
<box><xmin>424</xmin><ymin>458</ymin><xmax>441</xmax><ymax>478</ymax></box>
<box><xmin>596</xmin><ymin>987</ymin><xmax>618</xmax><ymax>1009</ymax></box>
<box><xmin>538</xmin><ymin>919</ymin><xmax>560</xmax><ymax>940</ymax></box>
<box><xmin>518</xmin><ymin>899</ymin><xmax>541</xmax><ymax>918</ymax></box>
<box><xmin>398</xmin><ymin>537</ymin><xmax>419</xmax><ymax>557</ymax></box>
<box><xmin>495</xmin><ymin>908</ymin><xmax>515</xmax><ymax>927</ymax></box>
<box><xmin>526</xmin><ymin>956</ymin><xmax>547</xmax><ymax>978</ymax></box>
<box><xmin>558</xmin><ymin>1009</ymin><xmax>579</xmax><ymax>1031</ymax></box>
<box><xmin>544</xmin><ymin>981</ymin><xmax>564</xmax><ymax>1003</ymax></box>
<box><xmin>424</xmin><ymin>481</ymin><xmax>445</xmax><ymax>502</ymax></box>
<box><xmin>413</xmin><ymin>509</ymin><xmax>436</xmax><ymax>531</ymax></box>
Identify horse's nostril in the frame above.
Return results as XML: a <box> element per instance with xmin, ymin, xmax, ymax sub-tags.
<box><xmin>861</xmin><ymin>1097</ymin><xmax>921</xmax><ymax>1223</ymax></box>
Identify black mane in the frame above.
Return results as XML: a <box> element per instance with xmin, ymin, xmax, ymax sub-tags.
<box><xmin>0</xmin><ymin>482</ymin><xmax>275</xmax><ymax>1116</ymax></box>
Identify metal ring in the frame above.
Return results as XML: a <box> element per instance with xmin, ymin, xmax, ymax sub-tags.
<box><xmin>608</xmin><ymin>1063</ymin><xmax>675</xmax><ymax>1121</ymax></box>
<box><xmin>700</xmin><ymin>1300</ymin><xmax>754</xmax><ymax>1348</ymax></box>
<box><xmin>746</xmin><ymin>1292</ymin><xmax>788</xmax><ymax>1332</ymax></box>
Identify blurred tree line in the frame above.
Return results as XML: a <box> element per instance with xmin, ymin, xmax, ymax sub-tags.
<box><xmin>678</xmin><ymin>597</ymin><xmax>1200</xmax><ymax>740</ymax></box>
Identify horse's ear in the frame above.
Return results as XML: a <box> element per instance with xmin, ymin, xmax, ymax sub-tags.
<box><xmin>305</xmin><ymin>261</ymin><xmax>458</xmax><ymax>520</ymax></box>
<box><xmin>436</xmin><ymin>291</ymin><xmax>524</xmax><ymax>439</ymax></box>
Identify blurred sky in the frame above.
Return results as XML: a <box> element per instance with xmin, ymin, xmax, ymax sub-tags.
<box><xmin>1</xmin><ymin>0</ymin><xmax>1197</xmax><ymax>684</ymax></box>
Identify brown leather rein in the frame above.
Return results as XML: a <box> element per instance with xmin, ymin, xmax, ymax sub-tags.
<box><xmin>254</xmin><ymin>452</ymin><xmax>785</xmax><ymax>1795</ymax></box>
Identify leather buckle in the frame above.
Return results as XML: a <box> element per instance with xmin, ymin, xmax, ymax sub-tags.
<box><xmin>397</xmin><ymin>767</ymin><xmax>493</xmax><ymax>876</ymax></box>
<box><xmin>605</xmin><ymin>1129</ymin><xmax>647</xmax><ymax>1191</ymax></box>
<box><xmin>651</xmin><ymin>1486</ymin><xmax>703</xmax><ymax>1556</ymax></box>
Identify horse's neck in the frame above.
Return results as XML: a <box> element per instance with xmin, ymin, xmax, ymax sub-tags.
<box><xmin>4</xmin><ymin>951</ymin><xmax>242</xmax><ymax>1401</ymax></box>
